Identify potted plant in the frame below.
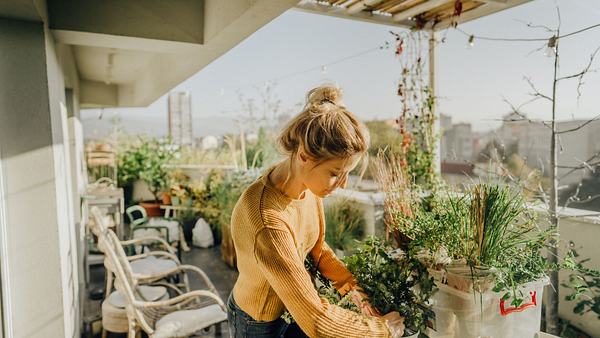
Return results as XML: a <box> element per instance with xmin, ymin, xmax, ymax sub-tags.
<box><xmin>177</xmin><ymin>207</ymin><xmax>199</xmax><ymax>244</ymax></box>
<box><xmin>344</xmin><ymin>237</ymin><xmax>436</xmax><ymax>337</ymax></box>
<box><xmin>394</xmin><ymin>184</ymin><xmax>555</xmax><ymax>338</ymax></box>
<box><xmin>167</xmin><ymin>169</ymin><xmax>191</xmax><ymax>206</ymax></box>
<box><xmin>116</xmin><ymin>140</ymin><xmax>143</xmax><ymax>206</ymax></box>
<box><xmin>135</xmin><ymin>138</ymin><xmax>178</xmax><ymax>216</ymax></box>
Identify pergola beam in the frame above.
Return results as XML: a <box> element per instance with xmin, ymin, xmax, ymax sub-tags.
<box><xmin>392</xmin><ymin>0</ymin><xmax>452</xmax><ymax>22</ymax></box>
<box><xmin>431</xmin><ymin>0</ymin><xmax>528</xmax><ymax>30</ymax></box>
<box><xmin>346</xmin><ymin>0</ymin><xmax>385</xmax><ymax>14</ymax></box>
<box><xmin>295</xmin><ymin>0</ymin><xmax>413</xmax><ymax>29</ymax></box>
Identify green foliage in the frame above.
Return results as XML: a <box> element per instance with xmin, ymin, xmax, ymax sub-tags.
<box><xmin>324</xmin><ymin>200</ymin><xmax>365</xmax><ymax>252</ymax></box>
<box><xmin>117</xmin><ymin>137</ymin><xmax>179</xmax><ymax>200</ymax></box>
<box><xmin>398</xmin><ymin>184</ymin><xmax>554</xmax><ymax>307</ymax></box>
<box><xmin>245</xmin><ymin>127</ymin><xmax>278</xmax><ymax>169</ymax></box>
<box><xmin>193</xmin><ymin>169</ymin><xmax>260</xmax><ymax>243</ymax></box>
<box><xmin>281</xmin><ymin>256</ymin><xmax>360</xmax><ymax>324</ymax></box>
<box><xmin>365</xmin><ymin>120</ymin><xmax>403</xmax><ymax>157</ymax></box>
<box><xmin>563</xmin><ymin>247</ymin><xmax>600</xmax><ymax>319</ymax></box>
<box><xmin>344</xmin><ymin>237</ymin><xmax>435</xmax><ymax>335</ymax></box>
<box><xmin>363</xmin><ymin>120</ymin><xmax>439</xmax><ymax>189</ymax></box>
<box><xmin>405</xmin><ymin>135</ymin><xmax>438</xmax><ymax>190</ymax></box>
<box><xmin>176</xmin><ymin>207</ymin><xmax>199</xmax><ymax>226</ymax></box>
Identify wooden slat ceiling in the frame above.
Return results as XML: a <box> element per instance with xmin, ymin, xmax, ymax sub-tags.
<box><xmin>295</xmin><ymin>0</ymin><xmax>532</xmax><ymax>30</ymax></box>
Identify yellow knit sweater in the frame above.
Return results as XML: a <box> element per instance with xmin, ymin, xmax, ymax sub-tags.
<box><xmin>231</xmin><ymin>167</ymin><xmax>392</xmax><ymax>338</ymax></box>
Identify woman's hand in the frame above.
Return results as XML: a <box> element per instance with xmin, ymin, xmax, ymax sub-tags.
<box><xmin>348</xmin><ymin>288</ymin><xmax>404</xmax><ymax>336</ymax></box>
<box><xmin>349</xmin><ymin>289</ymin><xmax>380</xmax><ymax>316</ymax></box>
<box><xmin>382</xmin><ymin>312</ymin><xmax>405</xmax><ymax>338</ymax></box>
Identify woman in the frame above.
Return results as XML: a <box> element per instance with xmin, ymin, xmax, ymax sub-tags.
<box><xmin>227</xmin><ymin>86</ymin><xmax>405</xmax><ymax>338</ymax></box>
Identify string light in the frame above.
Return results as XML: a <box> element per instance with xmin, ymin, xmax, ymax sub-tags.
<box><xmin>467</xmin><ymin>35</ymin><xmax>475</xmax><ymax>49</ymax></box>
<box><xmin>455</xmin><ymin>23</ymin><xmax>600</xmax><ymax>57</ymax></box>
<box><xmin>545</xmin><ymin>35</ymin><xmax>558</xmax><ymax>57</ymax></box>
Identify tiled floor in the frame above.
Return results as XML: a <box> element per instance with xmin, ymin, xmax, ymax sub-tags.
<box><xmin>85</xmin><ymin>245</ymin><xmax>238</xmax><ymax>338</ymax></box>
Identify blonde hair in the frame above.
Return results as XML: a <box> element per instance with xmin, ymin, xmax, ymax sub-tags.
<box><xmin>278</xmin><ymin>86</ymin><xmax>370</xmax><ymax>163</ymax></box>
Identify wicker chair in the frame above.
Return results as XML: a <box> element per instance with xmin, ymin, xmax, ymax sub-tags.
<box><xmin>126</xmin><ymin>205</ymin><xmax>188</xmax><ymax>260</ymax></box>
<box><xmin>88</xmin><ymin>208</ymin><xmax>182</xmax><ymax>292</ymax></box>
<box><xmin>91</xmin><ymin>207</ymin><xmax>227</xmax><ymax>337</ymax></box>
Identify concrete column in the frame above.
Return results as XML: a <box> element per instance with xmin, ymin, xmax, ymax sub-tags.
<box><xmin>0</xmin><ymin>17</ymin><xmax>77</xmax><ymax>338</ymax></box>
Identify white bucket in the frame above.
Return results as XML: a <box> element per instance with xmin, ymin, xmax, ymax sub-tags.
<box><xmin>429</xmin><ymin>277</ymin><xmax>549</xmax><ymax>338</ymax></box>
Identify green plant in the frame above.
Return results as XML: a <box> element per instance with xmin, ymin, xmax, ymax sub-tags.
<box><xmin>324</xmin><ymin>200</ymin><xmax>365</xmax><ymax>252</ymax></box>
<box><xmin>344</xmin><ymin>237</ymin><xmax>435</xmax><ymax>336</ymax></box>
<box><xmin>116</xmin><ymin>141</ymin><xmax>143</xmax><ymax>188</ymax></box>
<box><xmin>563</xmin><ymin>247</ymin><xmax>600</xmax><ymax>319</ymax></box>
<box><xmin>281</xmin><ymin>256</ymin><xmax>360</xmax><ymax>324</ymax></box>
<box><xmin>177</xmin><ymin>207</ymin><xmax>199</xmax><ymax>242</ymax></box>
<box><xmin>195</xmin><ymin>169</ymin><xmax>260</xmax><ymax>243</ymax></box>
<box><xmin>245</xmin><ymin>127</ymin><xmax>278</xmax><ymax>169</ymax></box>
<box><xmin>117</xmin><ymin>137</ymin><xmax>179</xmax><ymax>201</ymax></box>
<box><xmin>391</xmin><ymin>31</ymin><xmax>439</xmax><ymax>190</ymax></box>
<box><xmin>384</xmin><ymin>181</ymin><xmax>554</xmax><ymax>307</ymax></box>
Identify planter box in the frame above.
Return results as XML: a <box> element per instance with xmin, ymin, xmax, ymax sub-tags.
<box><xmin>429</xmin><ymin>277</ymin><xmax>548</xmax><ymax>338</ymax></box>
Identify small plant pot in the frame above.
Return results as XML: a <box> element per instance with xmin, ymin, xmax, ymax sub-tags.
<box><xmin>171</xmin><ymin>196</ymin><xmax>180</xmax><ymax>205</ymax></box>
<box><xmin>161</xmin><ymin>193</ymin><xmax>171</xmax><ymax>205</ymax></box>
<box><xmin>446</xmin><ymin>264</ymin><xmax>495</xmax><ymax>293</ymax></box>
<box><xmin>403</xmin><ymin>328</ymin><xmax>419</xmax><ymax>338</ymax></box>
<box><xmin>183</xmin><ymin>198</ymin><xmax>193</xmax><ymax>207</ymax></box>
<box><xmin>139</xmin><ymin>201</ymin><xmax>162</xmax><ymax>217</ymax></box>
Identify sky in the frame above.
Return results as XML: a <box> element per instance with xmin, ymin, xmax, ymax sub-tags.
<box><xmin>82</xmin><ymin>0</ymin><xmax>600</xmax><ymax>137</ymax></box>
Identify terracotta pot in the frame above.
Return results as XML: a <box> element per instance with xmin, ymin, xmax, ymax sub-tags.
<box><xmin>161</xmin><ymin>193</ymin><xmax>171</xmax><ymax>205</ymax></box>
<box><xmin>139</xmin><ymin>201</ymin><xmax>163</xmax><ymax>217</ymax></box>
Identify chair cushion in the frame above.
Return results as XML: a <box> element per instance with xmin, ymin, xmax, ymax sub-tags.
<box><xmin>133</xmin><ymin>218</ymin><xmax>179</xmax><ymax>242</ymax></box>
<box><xmin>107</xmin><ymin>285</ymin><xmax>168</xmax><ymax>308</ymax></box>
<box><xmin>130</xmin><ymin>256</ymin><xmax>177</xmax><ymax>276</ymax></box>
<box><xmin>153</xmin><ymin>304</ymin><xmax>227</xmax><ymax>338</ymax></box>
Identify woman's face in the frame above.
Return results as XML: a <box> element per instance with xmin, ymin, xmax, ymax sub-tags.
<box><xmin>299</xmin><ymin>152</ymin><xmax>362</xmax><ymax>198</ymax></box>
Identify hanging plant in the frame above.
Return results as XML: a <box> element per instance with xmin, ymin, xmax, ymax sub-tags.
<box><xmin>389</xmin><ymin>31</ymin><xmax>439</xmax><ymax>191</ymax></box>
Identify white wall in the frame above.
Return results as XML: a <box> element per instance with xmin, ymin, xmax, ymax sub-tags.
<box><xmin>0</xmin><ymin>17</ymin><xmax>79</xmax><ymax>338</ymax></box>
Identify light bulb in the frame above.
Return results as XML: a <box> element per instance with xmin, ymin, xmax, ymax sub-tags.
<box><xmin>544</xmin><ymin>46</ymin><xmax>556</xmax><ymax>57</ymax></box>
<box><xmin>545</xmin><ymin>36</ymin><xmax>557</xmax><ymax>58</ymax></box>
<box><xmin>467</xmin><ymin>35</ymin><xmax>475</xmax><ymax>49</ymax></box>
<box><xmin>321</xmin><ymin>65</ymin><xmax>327</xmax><ymax>75</ymax></box>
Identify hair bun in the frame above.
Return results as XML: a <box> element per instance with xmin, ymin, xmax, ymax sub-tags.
<box><xmin>306</xmin><ymin>86</ymin><xmax>342</xmax><ymax>106</ymax></box>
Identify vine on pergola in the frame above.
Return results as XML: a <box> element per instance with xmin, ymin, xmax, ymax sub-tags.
<box><xmin>391</xmin><ymin>30</ymin><xmax>438</xmax><ymax>191</ymax></box>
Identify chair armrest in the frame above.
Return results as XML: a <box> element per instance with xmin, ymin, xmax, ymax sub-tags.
<box><xmin>127</xmin><ymin>251</ymin><xmax>180</xmax><ymax>264</ymax></box>
<box><xmin>121</xmin><ymin>236</ymin><xmax>175</xmax><ymax>255</ymax></box>
<box><xmin>131</xmin><ymin>225</ymin><xmax>171</xmax><ymax>244</ymax></box>
<box><xmin>133</xmin><ymin>289</ymin><xmax>225</xmax><ymax>310</ymax></box>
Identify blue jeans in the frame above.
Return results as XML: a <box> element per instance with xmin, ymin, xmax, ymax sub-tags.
<box><xmin>227</xmin><ymin>294</ymin><xmax>304</xmax><ymax>338</ymax></box>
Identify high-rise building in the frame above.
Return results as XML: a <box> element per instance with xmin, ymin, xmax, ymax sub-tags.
<box><xmin>168</xmin><ymin>91</ymin><xmax>193</xmax><ymax>146</ymax></box>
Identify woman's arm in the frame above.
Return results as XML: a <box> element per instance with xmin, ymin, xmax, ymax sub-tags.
<box><xmin>254</xmin><ymin>226</ymin><xmax>392</xmax><ymax>338</ymax></box>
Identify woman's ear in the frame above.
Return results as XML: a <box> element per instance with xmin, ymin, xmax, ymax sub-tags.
<box><xmin>297</xmin><ymin>147</ymin><xmax>310</xmax><ymax>163</ymax></box>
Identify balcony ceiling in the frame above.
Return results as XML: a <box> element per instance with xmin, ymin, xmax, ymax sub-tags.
<box><xmin>1</xmin><ymin>0</ymin><xmax>531</xmax><ymax>109</ymax></box>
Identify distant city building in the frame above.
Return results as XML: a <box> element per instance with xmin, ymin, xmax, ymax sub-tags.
<box><xmin>168</xmin><ymin>91</ymin><xmax>193</xmax><ymax>146</ymax></box>
<box><xmin>441</xmin><ymin>114</ymin><xmax>474</xmax><ymax>163</ymax></box>
<box><xmin>494</xmin><ymin>113</ymin><xmax>600</xmax><ymax>185</ymax></box>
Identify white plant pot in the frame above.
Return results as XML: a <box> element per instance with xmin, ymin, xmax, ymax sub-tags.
<box><xmin>403</xmin><ymin>331</ymin><xmax>419</xmax><ymax>338</ymax></box>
